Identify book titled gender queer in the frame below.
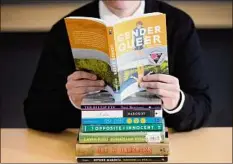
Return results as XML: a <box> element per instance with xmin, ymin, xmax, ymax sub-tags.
<box><xmin>65</xmin><ymin>12</ymin><xmax>169</xmax><ymax>101</ymax></box>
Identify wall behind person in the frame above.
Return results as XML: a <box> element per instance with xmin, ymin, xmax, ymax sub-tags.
<box><xmin>0</xmin><ymin>0</ymin><xmax>232</xmax><ymax>128</ymax></box>
<box><xmin>1</xmin><ymin>0</ymin><xmax>232</xmax><ymax>4</ymax></box>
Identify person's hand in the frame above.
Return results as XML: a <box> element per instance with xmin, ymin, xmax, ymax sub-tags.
<box><xmin>66</xmin><ymin>71</ymin><xmax>105</xmax><ymax>108</ymax></box>
<box><xmin>140</xmin><ymin>74</ymin><xmax>181</xmax><ymax>110</ymax></box>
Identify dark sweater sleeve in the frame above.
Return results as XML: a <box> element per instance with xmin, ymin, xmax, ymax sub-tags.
<box><xmin>24</xmin><ymin>21</ymin><xmax>81</xmax><ymax>133</ymax></box>
<box><xmin>164</xmin><ymin>13</ymin><xmax>212</xmax><ymax>132</ymax></box>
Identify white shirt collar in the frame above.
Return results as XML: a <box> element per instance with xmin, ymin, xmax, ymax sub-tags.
<box><xmin>99</xmin><ymin>0</ymin><xmax>145</xmax><ymax>25</ymax></box>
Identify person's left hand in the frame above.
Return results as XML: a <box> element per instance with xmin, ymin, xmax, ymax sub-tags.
<box><xmin>140</xmin><ymin>74</ymin><xmax>181</xmax><ymax>110</ymax></box>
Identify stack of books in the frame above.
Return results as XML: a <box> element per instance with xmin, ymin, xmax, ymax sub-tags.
<box><xmin>76</xmin><ymin>92</ymin><xmax>170</xmax><ymax>163</ymax></box>
<box><xmin>65</xmin><ymin>11</ymin><xmax>170</xmax><ymax>163</ymax></box>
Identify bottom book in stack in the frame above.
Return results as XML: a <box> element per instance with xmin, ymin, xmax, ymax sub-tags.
<box><xmin>77</xmin><ymin>156</ymin><xmax>168</xmax><ymax>163</ymax></box>
<box><xmin>76</xmin><ymin>120</ymin><xmax>169</xmax><ymax>163</ymax></box>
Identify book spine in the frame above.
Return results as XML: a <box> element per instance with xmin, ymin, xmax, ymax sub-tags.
<box><xmin>76</xmin><ymin>143</ymin><xmax>169</xmax><ymax>156</ymax></box>
<box><xmin>79</xmin><ymin>131</ymin><xmax>168</xmax><ymax>138</ymax></box>
<box><xmin>123</xmin><ymin>110</ymin><xmax>159</xmax><ymax>117</ymax></box>
<box><xmin>77</xmin><ymin>156</ymin><xmax>168</xmax><ymax>163</ymax></box>
<box><xmin>81</xmin><ymin>123</ymin><xmax>163</xmax><ymax>132</ymax></box>
<box><xmin>81</xmin><ymin>105</ymin><xmax>161</xmax><ymax>109</ymax></box>
<box><xmin>79</xmin><ymin>131</ymin><xmax>165</xmax><ymax>143</ymax></box>
<box><xmin>82</xmin><ymin>109</ymin><xmax>162</xmax><ymax>118</ymax></box>
<box><xmin>107</xmin><ymin>26</ymin><xmax>119</xmax><ymax>92</ymax></box>
<box><xmin>81</xmin><ymin>117</ymin><xmax>162</xmax><ymax>125</ymax></box>
<box><xmin>82</xmin><ymin>110</ymin><xmax>123</xmax><ymax>118</ymax></box>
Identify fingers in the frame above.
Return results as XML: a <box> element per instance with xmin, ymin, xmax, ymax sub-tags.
<box><xmin>143</xmin><ymin>74</ymin><xmax>179</xmax><ymax>84</ymax></box>
<box><xmin>141</xmin><ymin>74</ymin><xmax>181</xmax><ymax>110</ymax></box>
<box><xmin>70</xmin><ymin>94</ymin><xmax>86</xmax><ymax>102</ymax></box>
<box><xmin>67</xmin><ymin>86</ymin><xmax>104</xmax><ymax>95</ymax></box>
<box><xmin>66</xmin><ymin>80</ymin><xmax>105</xmax><ymax>90</ymax></box>
<box><xmin>140</xmin><ymin>82</ymin><xmax>180</xmax><ymax>92</ymax></box>
<box><xmin>66</xmin><ymin>71</ymin><xmax>104</xmax><ymax>108</ymax></box>
<box><xmin>67</xmin><ymin>71</ymin><xmax>97</xmax><ymax>81</ymax></box>
<box><xmin>146</xmin><ymin>88</ymin><xmax>178</xmax><ymax>98</ymax></box>
<box><xmin>69</xmin><ymin>93</ymin><xmax>86</xmax><ymax>109</ymax></box>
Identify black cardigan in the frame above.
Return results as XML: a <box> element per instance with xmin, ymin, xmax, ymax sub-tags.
<box><xmin>24</xmin><ymin>0</ymin><xmax>211</xmax><ymax>132</ymax></box>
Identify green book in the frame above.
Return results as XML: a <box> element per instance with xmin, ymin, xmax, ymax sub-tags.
<box><xmin>79</xmin><ymin>131</ymin><xmax>166</xmax><ymax>143</ymax></box>
<box><xmin>81</xmin><ymin>123</ymin><xmax>163</xmax><ymax>133</ymax></box>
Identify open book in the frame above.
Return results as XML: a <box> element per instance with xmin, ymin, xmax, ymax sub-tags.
<box><xmin>65</xmin><ymin>12</ymin><xmax>169</xmax><ymax>101</ymax></box>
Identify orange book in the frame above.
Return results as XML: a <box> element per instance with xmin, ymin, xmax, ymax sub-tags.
<box><xmin>65</xmin><ymin>13</ymin><xmax>168</xmax><ymax>102</ymax></box>
<box><xmin>76</xmin><ymin>141</ymin><xmax>169</xmax><ymax>157</ymax></box>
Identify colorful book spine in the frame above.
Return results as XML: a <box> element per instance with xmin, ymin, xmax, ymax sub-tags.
<box><xmin>77</xmin><ymin>156</ymin><xmax>168</xmax><ymax>163</ymax></box>
<box><xmin>76</xmin><ymin>142</ymin><xmax>169</xmax><ymax>156</ymax></box>
<box><xmin>81</xmin><ymin>117</ymin><xmax>162</xmax><ymax>125</ymax></box>
<box><xmin>81</xmin><ymin>105</ymin><xmax>161</xmax><ymax>110</ymax></box>
<box><xmin>79</xmin><ymin>131</ymin><xmax>166</xmax><ymax>143</ymax></box>
<box><xmin>124</xmin><ymin>110</ymin><xmax>160</xmax><ymax>117</ymax></box>
<box><xmin>107</xmin><ymin>26</ymin><xmax>119</xmax><ymax>92</ymax></box>
<box><xmin>81</xmin><ymin>123</ymin><xmax>163</xmax><ymax>132</ymax></box>
<box><xmin>82</xmin><ymin>109</ymin><xmax>162</xmax><ymax>118</ymax></box>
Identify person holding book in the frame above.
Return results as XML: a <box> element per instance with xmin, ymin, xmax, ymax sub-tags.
<box><xmin>24</xmin><ymin>0</ymin><xmax>211</xmax><ymax>132</ymax></box>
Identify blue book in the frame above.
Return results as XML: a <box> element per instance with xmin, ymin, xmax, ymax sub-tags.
<box><xmin>81</xmin><ymin>117</ymin><xmax>162</xmax><ymax>125</ymax></box>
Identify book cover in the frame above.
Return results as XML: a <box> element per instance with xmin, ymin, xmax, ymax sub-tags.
<box><xmin>65</xmin><ymin>12</ymin><xmax>168</xmax><ymax>101</ymax></box>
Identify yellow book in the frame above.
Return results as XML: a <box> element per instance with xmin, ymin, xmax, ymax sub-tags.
<box><xmin>65</xmin><ymin>13</ymin><xmax>168</xmax><ymax>102</ymax></box>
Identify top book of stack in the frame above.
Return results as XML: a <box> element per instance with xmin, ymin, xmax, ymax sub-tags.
<box><xmin>81</xmin><ymin>91</ymin><xmax>162</xmax><ymax>110</ymax></box>
<box><xmin>65</xmin><ymin>12</ymin><xmax>168</xmax><ymax>102</ymax></box>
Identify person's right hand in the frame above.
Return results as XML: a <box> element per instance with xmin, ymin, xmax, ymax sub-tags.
<box><xmin>66</xmin><ymin>71</ymin><xmax>105</xmax><ymax>108</ymax></box>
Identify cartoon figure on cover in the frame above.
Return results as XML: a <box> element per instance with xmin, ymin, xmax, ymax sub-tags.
<box><xmin>131</xmin><ymin>21</ymin><xmax>146</xmax><ymax>86</ymax></box>
<box><xmin>134</xmin><ymin>21</ymin><xmax>145</xmax><ymax>51</ymax></box>
<box><xmin>130</xmin><ymin>21</ymin><xmax>166</xmax><ymax>87</ymax></box>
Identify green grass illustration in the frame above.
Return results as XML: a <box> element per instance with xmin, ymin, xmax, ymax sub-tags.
<box><xmin>74</xmin><ymin>59</ymin><xmax>120</xmax><ymax>91</ymax></box>
<box><xmin>74</xmin><ymin>59</ymin><xmax>168</xmax><ymax>91</ymax></box>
